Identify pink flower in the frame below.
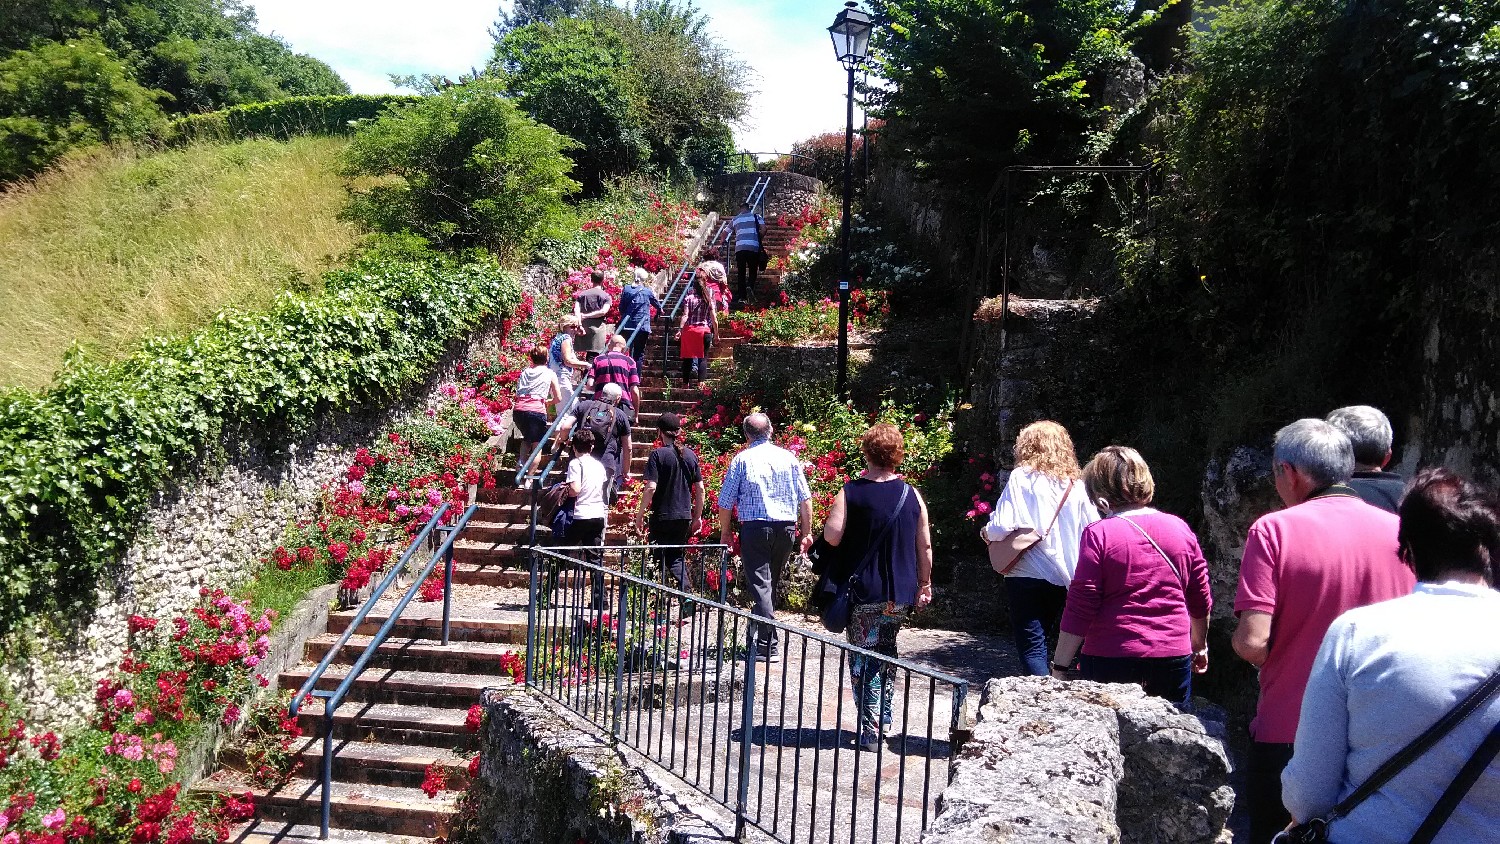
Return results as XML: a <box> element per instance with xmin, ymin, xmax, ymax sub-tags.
<box><xmin>133</xmin><ymin>710</ymin><xmax>154</xmax><ymax>726</ymax></box>
<box><xmin>974</xmin><ymin>501</ymin><xmax>992</xmax><ymax>515</ymax></box>
<box><xmin>42</xmin><ymin>809</ymin><xmax>65</xmax><ymax>830</ymax></box>
<box><xmin>348</xmin><ymin>480</ymin><xmax>365</xmax><ymax>496</ymax></box>
<box><xmin>113</xmin><ymin>688</ymin><xmax>135</xmax><ymax>709</ymax></box>
<box><xmin>2</xmin><ymin>831</ymin><xmax>16</xmax><ymax>844</ymax></box>
<box><xmin>387</xmin><ymin>488</ymin><xmax>401</xmax><ymax>501</ymax></box>
<box><xmin>245</xmin><ymin>655</ymin><xmax>261</xmax><ymax>668</ymax></box>
<box><xmin>222</xmin><ymin>704</ymin><xmax>242</xmax><ymax>726</ymax></box>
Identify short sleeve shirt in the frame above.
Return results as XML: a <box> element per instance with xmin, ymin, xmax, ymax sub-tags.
<box><xmin>731</xmin><ymin>213</ymin><xmax>763</xmax><ymax>251</ymax></box>
<box><xmin>644</xmin><ymin>445</ymin><xmax>701</xmax><ymax>521</ymax></box>
<box><xmin>716</xmin><ymin>440</ymin><xmax>811</xmax><ymax>522</ymax></box>
<box><xmin>566</xmin><ymin>454</ymin><xmax>608</xmax><ymax>520</ymax></box>
<box><xmin>589</xmin><ymin>352</ymin><xmax>639</xmax><ymax>401</ymax></box>
<box><xmin>570</xmin><ymin>400</ymin><xmax>631</xmax><ymax>474</ymax></box>
<box><xmin>574</xmin><ymin>287</ymin><xmax>611</xmax><ymax>317</ymax></box>
<box><xmin>1233</xmin><ymin>493</ymin><xmax>1414</xmax><ymax>743</ymax></box>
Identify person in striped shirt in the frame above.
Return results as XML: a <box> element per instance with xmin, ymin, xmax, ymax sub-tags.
<box><xmin>729</xmin><ymin>203</ymin><xmax>764</xmax><ymax>309</ymax></box>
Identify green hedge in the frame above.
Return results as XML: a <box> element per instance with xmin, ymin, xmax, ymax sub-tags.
<box><xmin>164</xmin><ymin>94</ymin><xmax>422</xmax><ymax>144</ymax></box>
<box><xmin>0</xmin><ymin>244</ymin><xmax>519</xmax><ymax>641</ymax></box>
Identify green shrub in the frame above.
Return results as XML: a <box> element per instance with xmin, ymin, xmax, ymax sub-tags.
<box><xmin>0</xmin><ymin>37</ymin><xmax>165</xmax><ymax>181</ymax></box>
<box><xmin>0</xmin><ymin>245</ymin><xmax>521</xmax><ymax>642</ymax></box>
<box><xmin>163</xmin><ymin>94</ymin><xmax>421</xmax><ymax>144</ymax></box>
<box><xmin>340</xmin><ymin>77</ymin><xmax>580</xmax><ymax>261</ymax></box>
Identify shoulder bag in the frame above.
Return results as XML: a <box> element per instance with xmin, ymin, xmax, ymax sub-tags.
<box><xmin>1117</xmin><ymin>514</ymin><xmax>1186</xmax><ymax>588</ymax></box>
<box><xmin>987</xmin><ymin>479</ymin><xmax>1074</xmax><ymax>576</ymax></box>
<box><xmin>820</xmin><ymin>482</ymin><xmax>910</xmax><ymax>635</ymax></box>
<box><xmin>1274</xmin><ymin>666</ymin><xmax>1500</xmax><ymax>844</ymax></box>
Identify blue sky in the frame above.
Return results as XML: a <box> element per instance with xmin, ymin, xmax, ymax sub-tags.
<box><xmin>247</xmin><ymin>0</ymin><xmax>855</xmax><ymax>154</ymax></box>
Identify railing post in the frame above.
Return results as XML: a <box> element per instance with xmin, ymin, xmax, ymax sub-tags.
<box><xmin>735</xmin><ymin>617</ymin><xmax>758</xmax><ymax>841</ymax></box>
<box><xmin>320</xmin><ymin>708</ymin><xmax>334</xmax><ymax>839</ymax></box>
<box><xmin>527</xmin><ymin>477</ymin><xmax>541</xmax><ymax>548</ymax></box>
<box><xmin>525</xmin><ymin>547</ymin><xmax>539</xmax><ymax>685</ymax></box>
<box><xmin>441</xmin><ymin>525</ymin><xmax>455</xmax><ymax>647</ymax></box>
<box><xmin>612</xmin><ymin>569</ymin><xmax>629</xmax><ymax>739</ymax></box>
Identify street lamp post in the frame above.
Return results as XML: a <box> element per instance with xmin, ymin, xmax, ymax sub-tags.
<box><xmin>828</xmin><ymin>1</ymin><xmax>871</xmax><ymax>400</ymax></box>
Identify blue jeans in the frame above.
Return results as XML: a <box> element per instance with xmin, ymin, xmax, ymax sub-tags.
<box><xmin>1078</xmin><ymin>653</ymin><xmax>1193</xmax><ymax>705</ymax></box>
<box><xmin>847</xmin><ymin>603</ymin><xmax>908</xmax><ymax>733</ymax></box>
<box><xmin>1003</xmin><ymin>576</ymin><xmax>1067</xmax><ymax>677</ymax></box>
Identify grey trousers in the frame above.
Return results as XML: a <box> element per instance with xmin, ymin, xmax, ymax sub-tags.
<box><xmin>740</xmin><ymin>520</ymin><xmax>796</xmax><ymax>647</ymax></box>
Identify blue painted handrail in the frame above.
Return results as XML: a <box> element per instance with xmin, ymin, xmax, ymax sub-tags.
<box><xmin>286</xmin><ymin>501</ymin><xmax>478</xmax><ymax>839</ymax></box>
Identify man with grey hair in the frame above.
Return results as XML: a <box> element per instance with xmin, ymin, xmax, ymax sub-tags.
<box><xmin>1231</xmin><ymin>419</ymin><xmax>1415</xmax><ymax>843</ymax></box>
<box><xmin>1325</xmin><ymin>404</ymin><xmax>1404</xmax><ymax>513</ymax></box>
<box><xmin>717</xmin><ymin>412</ymin><xmax>812</xmax><ymax>662</ymax></box>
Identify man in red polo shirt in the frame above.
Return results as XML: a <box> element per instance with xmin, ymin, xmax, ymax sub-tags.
<box><xmin>1232</xmin><ymin>418</ymin><xmax>1415</xmax><ymax>843</ymax></box>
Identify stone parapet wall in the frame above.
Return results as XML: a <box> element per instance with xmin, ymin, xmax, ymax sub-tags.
<box><xmin>708</xmin><ymin>171</ymin><xmax>822</xmax><ymax>219</ymax></box>
<box><xmin>463</xmin><ymin>686</ymin><xmax>725</xmax><ymax>844</ymax></box>
<box><xmin>926</xmin><ymin>677</ymin><xmax>1233</xmax><ymax>844</ymax></box>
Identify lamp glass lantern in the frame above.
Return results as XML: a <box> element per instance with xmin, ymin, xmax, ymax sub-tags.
<box><xmin>828</xmin><ymin>2</ymin><xmax>873</xmax><ymax>69</ymax></box>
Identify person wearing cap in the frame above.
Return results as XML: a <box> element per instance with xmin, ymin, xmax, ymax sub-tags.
<box><xmin>555</xmin><ymin>381</ymin><xmax>633</xmax><ymax>502</ymax></box>
<box><xmin>636</xmin><ymin>412</ymin><xmax>704</xmax><ymax>592</ymax></box>
<box><xmin>617</xmin><ymin>265</ymin><xmax>663</xmax><ymax>371</ymax></box>
<box><xmin>587</xmin><ymin>333</ymin><xmax>642</xmax><ymax>421</ymax></box>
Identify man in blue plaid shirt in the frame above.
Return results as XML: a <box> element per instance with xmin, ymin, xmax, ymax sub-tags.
<box><xmin>717</xmin><ymin>413</ymin><xmax>812</xmax><ymax>661</ymax></box>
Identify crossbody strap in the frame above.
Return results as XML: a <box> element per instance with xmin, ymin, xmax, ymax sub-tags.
<box><xmin>1038</xmin><ymin>479</ymin><xmax>1075</xmax><ymax>540</ymax></box>
<box><xmin>1329</xmin><ymin>667</ymin><xmax>1500</xmax><ymax>825</ymax></box>
<box><xmin>1117</xmin><ymin>514</ymin><xmax>1185</xmax><ymax>587</ymax></box>
<box><xmin>1409</xmin><ymin>716</ymin><xmax>1500</xmax><ymax>844</ymax></box>
<box><xmin>845</xmin><ymin>482</ymin><xmax>911</xmax><ymax>586</ymax></box>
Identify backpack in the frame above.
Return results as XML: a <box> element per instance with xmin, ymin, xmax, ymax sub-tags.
<box><xmin>578</xmin><ymin>401</ymin><xmax>619</xmax><ymax>453</ymax></box>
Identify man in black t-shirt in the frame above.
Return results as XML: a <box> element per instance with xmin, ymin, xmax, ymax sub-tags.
<box><xmin>555</xmin><ymin>382</ymin><xmax>633</xmax><ymax>503</ymax></box>
<box><xmin>635</xmin><ymin>412</ymin><xmax>704</xmax><ymax>591</ymax></box>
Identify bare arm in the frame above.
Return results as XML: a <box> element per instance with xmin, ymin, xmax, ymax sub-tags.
<box><xmin>915</xmin><ymin>489</ymin><xmax>933</xmax><ymax>607</ymax></box>
<box><xmin>797</xmin><ymin>498</ymin><xmax>812</xmax><ymax>545</ymax></box>
<box><xmin>691</xmin><ymin>481</ymin><xmax>705</xmax><ymax>534</ymax></box>
<box><xmin>718</xmin><ymin>506</ymin><xmax>734</xmax><ymax>540</ymax></box>
<box><xmin>1052</xmin><ymin>632</ymin><xmax>1085</xmax><ymax>673</ymax></box>
<box><xmin>1232</xmin><ymin>610</ymin><xmax>1273</xmax><ymax>667</ymax></box>
<box><xmin>635</xmin><ymin>481</ymin><xmax>657</xmax><ymax>531</ymax></box>
<box><xmin>1191</xmin><ymin>616</ymin><xmax>1209</xmax><ymax>674</ymax></box>
<box><xmin>821</xmin><ymin>489</ymin><xmax>848</xmax><ymax>546</ymax></box>
<box><xmin>548</xmin><ymin>375</ymin><xmax>563</xmax><ymax>407</ymax></box>
<box><xmin>561</xmin><ymin>335</ymin><xmax>586</xmax><ymax>369</ymax></box>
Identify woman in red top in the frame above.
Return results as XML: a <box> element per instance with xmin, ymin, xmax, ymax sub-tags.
<box><xmin>1051</xmin><ymin>446</ymin><xmax>1212</xmax><ymax>705</ymax></box>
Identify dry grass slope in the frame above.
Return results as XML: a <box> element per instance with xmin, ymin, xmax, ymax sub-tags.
<box><xmin>0</xmin><ymin>136</ymin><xmax>358</xmax><ymax>389</ymax></box>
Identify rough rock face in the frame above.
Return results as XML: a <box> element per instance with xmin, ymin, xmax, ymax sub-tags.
<box><xmin>924</xmin><ymin>677</ymin><xmax>1232</xmax><ymax>844</ymax></box>
<box><xmin>1199</xmin><ymin>447</ymin><xmax>1277</xmax><ymax>627</ymax></box>
<box><xmin>470</xmin><ymin>686</ymin><xmax>725</xmax><ymax>844</ymax></box>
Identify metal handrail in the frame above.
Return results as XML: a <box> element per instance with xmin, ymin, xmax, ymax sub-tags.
<box><xmin>289</xmin><ymin>501</ymin><xmax>478</xmax><ymax>839</ymax></box>
<box><xmin>288</xmin><ymin>503</ymin><xmax>450</xmax><ymax>719</ymax></box>
<box><xmin>526</xmin><ymin>544</ymin><xmax>970</xmax><ymax>844</ymax></box>
<box><xmin>659</xmin><ymin>176</ymin><xmax>771</xmax><ymax>374</ymax></box>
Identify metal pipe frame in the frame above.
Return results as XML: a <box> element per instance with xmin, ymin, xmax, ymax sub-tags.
<box><xmin>526</xmin><ymin>544</ymin><xmax>968</xmax><ymax>844</ymax></box>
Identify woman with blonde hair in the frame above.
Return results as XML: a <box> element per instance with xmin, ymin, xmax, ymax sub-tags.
<box><xmin>1050</xmin><ymin>446</ymin><xmax>1212</xmax><ymax>705</ymax></box>
<box><xmin>982</xmin><ymin>421</ymin><xmax>1100</xmax><ymax>676</ymax></box>
<box><xmin>547</xmin><ymin>315</ymin><xmax>588</xmax><ymax>407</ymax></box>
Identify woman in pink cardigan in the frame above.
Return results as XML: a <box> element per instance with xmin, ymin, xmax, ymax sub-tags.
<box><xmin>1050</xmin><ymin>446</ymin><xmax>1212</xmax><ymax>705</ymax></box>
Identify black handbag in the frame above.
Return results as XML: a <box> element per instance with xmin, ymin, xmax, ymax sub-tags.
<box><xmin>1275</xmin><ymin>667</ymin><xmax>1500</xmax><ymax>844</ymax></box>
<box><xmin>819</xmin><ymin>482</ymin><xmax>909</xmax><ymax>635</ymax></box>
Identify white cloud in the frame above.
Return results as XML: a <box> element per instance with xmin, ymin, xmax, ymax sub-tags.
<box><xmin>249</xmin><ymin>0</ymin><xmax>865</xmax><ymax>153</ymax></box>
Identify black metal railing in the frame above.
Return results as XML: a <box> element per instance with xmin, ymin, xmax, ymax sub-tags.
<box><xmin>525</xmin><ymin>544</ymin><xmax>969</xmax><ymax>844</ymax></box>
<box><xmin>288</xmin><ymin>501</ymin><xmax>479</xmax><ymax>838</ymax></box>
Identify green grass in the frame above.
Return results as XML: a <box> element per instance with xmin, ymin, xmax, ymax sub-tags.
<box><xmin>0</xmin><ymin>136</ymin><xmax>359</xmax><ymax>389</ymax></box>
<box><xmin>240</xmin><ymin>560</ymin><xmax>333</xmax><ymax>624</ymax></box>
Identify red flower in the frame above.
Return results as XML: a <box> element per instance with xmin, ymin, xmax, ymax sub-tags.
<box><xmin>467</xmin><ymin>754</ymin><xmax>481</xmax><ymax>778</ymax></box>
<box><xmin>296</xmin><ymin>546</ymin><xmax>315</xmax><ymax>563</ymax></box>
<box><xmin>420</xmin><ymin>763</ymin><xmax>448</xmax><ymax>798</ymax></box>
<box><xmin>464</xmin><ymin>704</ymin><xmax>483</xmax><ymax>732</ymax></box>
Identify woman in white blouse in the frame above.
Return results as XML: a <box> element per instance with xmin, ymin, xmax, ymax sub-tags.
<box><xmin>981</xmin><ymin>421</ymin><xmax>1100</xmax><ymax>676</ymax></box>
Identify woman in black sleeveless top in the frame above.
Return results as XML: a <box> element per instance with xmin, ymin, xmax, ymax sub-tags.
<box><xmin>815</xmin><ymin>423</ymin><xmax>933</xmax><ymax>751</ymax></box>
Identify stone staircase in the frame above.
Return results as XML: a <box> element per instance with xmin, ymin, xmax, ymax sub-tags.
<box><xmin>199</xmin><ymin>205</ymin><xmax>804</xmax><ymax>843</ymax></box>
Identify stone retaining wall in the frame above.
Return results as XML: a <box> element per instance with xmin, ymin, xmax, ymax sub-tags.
<box><xmin>462</xmin><ymin>685</ymin><xmax>726</xmax><ymax>844</ymax></box>
<box><xmin>926</xmin><ymin>677</ymin><xmax>1233</xmax><ymax>844</ymax></box>
<box><xmin>709</xmin><ymin>171</ymin><xmax>822</xmax><ymax>220</ymax></box>
<box><xmin>4</xmin><ymin>311</ymin><xmax>516</xmax><ymax>731</ymax></box>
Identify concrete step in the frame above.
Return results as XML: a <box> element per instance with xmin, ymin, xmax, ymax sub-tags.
<box><xmin>293</xmin><ymin>700</ymin><xmax>481</xmax><ymax>749</ymax></box>
<box><xmin>302</xmin><ymin>634</ymin><xmax>515</xmax><ymax>676</ymax></box>
<box><xmin>198</xmin><ymin>776</ymin><xmax>457</xmax><ymax>839</ymax></box>
<box><xmin>328</xmin><ymin>612</ymin><xmax>527</xmax><ymax>645</ymax></box>
<box><xmin>278</xmin><ymin>665</ymin><xmax>491</xmax><ymax>708</ymax></box>
<box><xmin>292</xmin><ymin>737</ymin><xmax>473</xmax><ymax>791</ymax></box>
<box><xmin>457</xmin><ymin>520</ymin><xmax>531</xmax><ymax>545</ymax></box>
<box><xmin>227</xmin><ymin>819</ymin><xmax>437</xmax><ymax>844</ymax></box>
